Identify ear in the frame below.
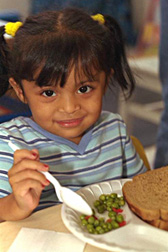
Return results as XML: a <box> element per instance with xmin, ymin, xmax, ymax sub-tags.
<box><xmin>9</xmin><ymin>78</ymin><xmax>28</xmax><ymax>104</ymax></box>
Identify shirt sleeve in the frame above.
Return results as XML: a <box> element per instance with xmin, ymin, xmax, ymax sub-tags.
<box><xmin>0</xmin><ymin>131</ymin><xmax>13</xmax><ymax>198</ymax></box>
<box><xmin>122</xmin><ymin>135</ymin><xmax>148</xmax><ymax>178</ymax></box>
<box><xmin>117</xmin><ymin>115</ymin><xmax>148</xmax><ymax>178</ymax></box>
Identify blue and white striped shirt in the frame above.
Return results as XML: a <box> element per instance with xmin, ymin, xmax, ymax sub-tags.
<box><xmin>0</xmin><ymin>111</ymin><xmax>147</xmax><ymax>211</ymax></box>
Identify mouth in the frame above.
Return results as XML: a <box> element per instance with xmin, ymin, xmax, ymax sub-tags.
<box><xmin>55</xmin><ymin>117</ymin><xmax>84</xmax><ymax>128</ymax></box>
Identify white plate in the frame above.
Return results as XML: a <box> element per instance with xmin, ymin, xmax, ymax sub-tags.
<box><xmin>61</xmin><ymin>179</ymin><xmax>168</xmax><ymax>251</ymax></box>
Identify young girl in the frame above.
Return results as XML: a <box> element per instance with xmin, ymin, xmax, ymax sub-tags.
<box><xmin>0</xmin><ymin>8</ymin><xmax>147</xmax><ymax>221</ymax></box>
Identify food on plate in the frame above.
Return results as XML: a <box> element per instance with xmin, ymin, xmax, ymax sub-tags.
<box><xmin>122</xmin><ymin>166</ymin><xmax>168</xmax><ymax>230</ymax></box>
<box><xmin>80</xmin><ymin>193</ymin><xmax>126</xmax><ymax>234</ymax></box>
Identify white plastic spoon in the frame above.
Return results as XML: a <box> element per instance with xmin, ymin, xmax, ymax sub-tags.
<box><xmin>8</xmin><ymin>141</ymin><xmax>92</xmax><ymax>215</ymax></box>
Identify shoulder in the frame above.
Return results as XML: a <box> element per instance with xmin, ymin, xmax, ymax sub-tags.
<box><xmin>0</xmin><ymin>116</ymin><xmax>29</xmax><ymax>127</ymax></box>
<box><xmin>98</xmin><ymin>111</ymin><xmax>125</xmax><ymax>123</ymax></box>
<box><xmin>95</xmin><ymin>111</ymin><xmax>126</xmax><ymax>130</ymax></box>
<box><xmin>0</xmin><ymin>116</ymin><xmax>37</xmax><ymax>148</ymax></box>
<box><xmin>0</xmin><ymin>116</ymin><xmax>55</xmax><ymax>150</ymax></box>
<box><xmin>0</xmin><ymin>116</ymin><xmax>31</xmax><ymax>134</ymax></box>
<box><xmin>91</xmin><ymin>111</ymin><xmax>127</xmax><ymax>142</ymax></box>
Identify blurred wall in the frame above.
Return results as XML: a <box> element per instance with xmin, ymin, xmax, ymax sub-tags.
<box><xmin>0</xmin><ymin>0</ymin><xmax>150</xmax><ymax>28</ymax></box>
<box><xmin>0</xmin><ymin>0</ymin><xmax>31</xmax><ymax>20</ymax></box>
<box><xmin>131</xmin><ymin>0</ymin><xmax>150</xmax><ymax>30</ymax></box>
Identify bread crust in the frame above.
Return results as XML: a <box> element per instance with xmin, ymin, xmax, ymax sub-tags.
<box><xmin>122</xmin><ymin>167</ymin><xmax>168</xmax><ymax>224</ymax></box>
<box><xmin>147</xmin><ymin>219</ymin><xmax>168</xmax><ymax>231</ymax></box>
<box><xmin>161</xmin><ymin>209</ymin><xmax>168</xmax><ymax>221</ymax></box>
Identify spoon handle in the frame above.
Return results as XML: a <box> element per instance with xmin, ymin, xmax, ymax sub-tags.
<box><xmin>40</xmin><ymin>171</ymin><xmax>62</xmax><ymax>202</ymax></box>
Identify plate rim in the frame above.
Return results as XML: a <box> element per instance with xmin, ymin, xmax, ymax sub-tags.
<box><xmin>61</xmin><ymin>178</ymin><xmax>168</xmax><ymax>252</ymax></box>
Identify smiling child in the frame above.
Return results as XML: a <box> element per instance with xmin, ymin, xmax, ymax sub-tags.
<box><xmin>0</xmin><ymin>8</ymin><xmax>147</xmax><ymax>221</ymax></box>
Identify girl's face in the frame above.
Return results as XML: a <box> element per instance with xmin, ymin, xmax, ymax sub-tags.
<box><xmin>11</xmin><ymin>67</ymin><xmax>106</xmax><ymax>144</ymax></box>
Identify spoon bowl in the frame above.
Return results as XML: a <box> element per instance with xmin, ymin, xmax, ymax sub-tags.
<box><xmin>41</xmin><ymin>171</ymin><xmax>92</xmax><ymax>215</ymax></box>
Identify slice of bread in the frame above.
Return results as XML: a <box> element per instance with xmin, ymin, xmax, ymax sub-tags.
<box><xmin>147</xmin><ymin>219</ymin><xmax>168</xmax><ymax>231</ymax></box>
<box><xmin>122</xmin><ymin>166</ymin><xmax>168</xmax><ymax>222</ymax></box>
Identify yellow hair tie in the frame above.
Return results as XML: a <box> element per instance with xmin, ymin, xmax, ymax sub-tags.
<box><xmin>5</xmin><ymin>21</ymin><xmax>23</xmax><ymax>37</ymax></box>
<box><xmin>91</xmin><ymin>14</ymin><xmax>105</xmax><ymax>25</ymax></box>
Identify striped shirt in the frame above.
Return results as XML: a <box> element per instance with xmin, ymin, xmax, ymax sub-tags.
<box><xmin>0</xmin><ymin>111</ymin><xmax>147</xmax><ymax>211</ymax></box>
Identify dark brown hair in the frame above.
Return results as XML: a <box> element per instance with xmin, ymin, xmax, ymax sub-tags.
<box><xmin>0</xmin><ymin>8</ymin><xmax>135</xmax><ymax>97</ymax></box>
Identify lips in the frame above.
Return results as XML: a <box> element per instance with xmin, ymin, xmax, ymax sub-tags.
<box><xmin>56</xmin><ymin>117</ymin><xmax>84</xmax><ymax>128</ymax></box>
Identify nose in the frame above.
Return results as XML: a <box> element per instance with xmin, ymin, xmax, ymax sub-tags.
<box><xmin>58</xmin><ymin>94</ymin><xmax>81</xmax><ymax>114</ymax></box>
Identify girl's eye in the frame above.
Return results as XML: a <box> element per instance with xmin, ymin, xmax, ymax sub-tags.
<box><xmin>78</xmin><ymin>86</ymin><xmax>92</xmax><ymax>94</ymax></box>
<box><xmin>42</xmin><ymin>90</ymin><xmax>56</xmax><ymax>97</ymax></box>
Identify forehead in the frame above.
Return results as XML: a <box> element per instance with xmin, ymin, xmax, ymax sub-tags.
<box><xmin>33</xmin><ymin>60</ymin><xmax>105</xmax><ymax>88</ymax></box>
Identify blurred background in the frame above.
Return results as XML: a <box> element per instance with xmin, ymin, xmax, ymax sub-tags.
<box><xmin>0</xmin><ymin>0</ymin><xmax>161</xmax><ymax>167</ymax></box>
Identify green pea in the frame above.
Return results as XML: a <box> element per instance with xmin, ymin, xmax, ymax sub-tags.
<box><xmin>119</xmin><ymin>200</ymin><xmax>125</xmax><ymax>206</ymax></box>
<box><xmin>97</xmin><ymin>205</ymin><xmax>106</xmax><ymax>213</ymax></box>
<box><xmin>88</xmin><ymin>216</ymin><xmax>95</xmax><ymax>224</ymax></box>
<box><xmin>111</xmin><ymin>215</ymin><xmax>117</xmax><ymax>221</ymax></box>
<box><xmin>111</xmin><ymin>202</ymin><xmax>119</xmax><ymax>209</ymax></box>
<box><xmin>110</xmin><ymin>193</ymin><xmax>117</xmax><ymax>199</ymax></box>
<box><xmin>94</xmin><ymin>230</ymin><xmax>99</xmax><ymax>234</ymax></box>
<box><xmin>98</xmin><ymin>228</ymin><xmax>105</xmax><ymax>234</ymax></box>
<box><xmin>87</xmin><ymin>224</ymin><xmax>94</xmax><ymax>230</ymax></box>
<box><xmin>99</xmin><ymin>194</ymin><xmax>106</xmax><ymax>201</ymax></box>
<box><xmin>107</xmin><ymin>222</ymin><xmax>112</xmax><ymax>230</ymax></box>
<box><xmin>101</xmin><ymin>223</ymin><xmax>108</xmax><ymax>229</ymax></box>
<box><xmin>99</xmin><ymin>217</ymin><xmax>105</xmax><ymax>223</ymax></box>
<box><xmin>94</xmin><ymin>219</ymin><xmax>100</xmax><ymax>227</ymax></box>
<box><xmin>116</xmin><ymin>214</ymin><xmax>124</xmax><ymax>223</ymax></box>
<box><xmin>94</xmin><ymin>200</ymin><xmax>101</xmax><ymax>208</ymax></box>
<box><xmin>108</xmin><ymin>211</ymin><xmax>117</xmax><ymax>218</ymax></box>
<box><xmin>95</xmin><ymin>226</ymin><xmax>102</xmax><ymax>232</ymax></box>
<box><xmin>105</xmin><ymin>195</ymin><xmax>110</xmax><ymax>200</ymax></box>
<box><xmin>88</xmin><ymin>227</ymin><xmax>95</xmax><ymax>233</ymax></box>
<box><xmin>96</xmin><ymin>226</ymin><xmax>105</xmax><ymax>234</ymax></box>
<box><xmin>87</xmin><ymin>227</ymin><xmax>94</xmax><ymax>234</ymax></box>
<box><xmin>114</xmin><ymin>198</ymin><xmax>119</xmax><ymax>203</ymax></box>
<box><xmin>80</xmin><ymin>214</ymin><xmax>86</xmax><ymax>220</ymax></box>
<box><xmin>107</xmin><ymin>206</ymin><xmax>112</xmax><ymax>212</ymax></box>
<box><xmin>106</xmin><ymin>201</ymin><xmax>112</xmax><ymax>207</ymax></box>
<box><xmin>111</xmin><ymin>220</ymin><xmax>119</xmax><ymax>229</ymax></box>
<box><xmin>81</xmin><ymin>219</ymin><xmax>88</xmax><ymax>226</ymax></box>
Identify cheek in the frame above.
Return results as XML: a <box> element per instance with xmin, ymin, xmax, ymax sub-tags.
<box><xmin>85</xmin><ymin>97</ymin><xmax>103</xmax><ymax>116</ymax></box>
<box><xmin>28</xmin><ymin>102</ymin><xmax>50</xmax><ymax>120</ymax></box>
<box><xmin>91</xmin><ymin>92</ymin><xmax>103</xmax><ymax>108</ymax></box>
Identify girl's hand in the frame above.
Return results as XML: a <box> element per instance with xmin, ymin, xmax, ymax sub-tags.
<box><xmin>8</xmin><ymin>149</ymin><xmax>50</xmax><ymax>218</ymax></box>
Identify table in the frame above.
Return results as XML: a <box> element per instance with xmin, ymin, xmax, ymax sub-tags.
<box><xmin>0</xmin><ymin>204</ymin><xmax>109</xmax><ymax>252</ymax></box>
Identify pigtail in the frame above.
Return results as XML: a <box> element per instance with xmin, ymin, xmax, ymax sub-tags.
<box><xmin>104</xmin><ymin>15</ymin><xmax>135</xmax><ymax>98</ymax></box>
<box><xmin>0</xmin><ymin>26</ymin><xmax>10</xmax><ymax>97</ymax></box>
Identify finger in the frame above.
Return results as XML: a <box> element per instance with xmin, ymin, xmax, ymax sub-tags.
<box><xmin>9</xmin><ymin>169</ymin><xmax>50</xmax><ymax>187</ymax></box>
<box><xmin>31</xmin><ymin>149</ymin><xmax>40</xmax><ymax>161</ymax></box>
<box><xmin>13</xmin><ymin>149</ymin><xmax>39</xmax><ymax>164</ymax></box>
<box><xmin>13</xmin><ymin>178</ymin><xmax>45</xmax><ymax>197</ymax></box>
<box><xmin>12</xmin><ymin>179</ymin><xmax>45</xmax><ymax>211</ymax></box>
<box><xmin>8</xmin><ymin>159</ymin><xmax>49</xmax><ymax>177</ymax></box>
